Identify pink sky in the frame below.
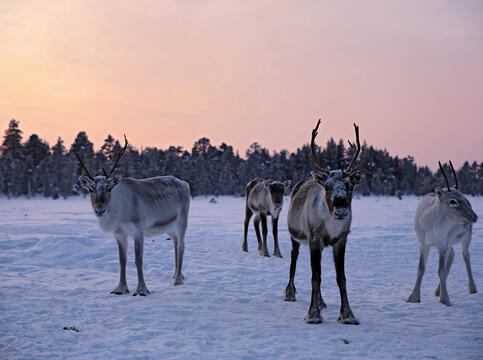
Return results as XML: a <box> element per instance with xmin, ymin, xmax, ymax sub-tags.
<box><xmin>0</xmin><ymin>1</ymin><xmax>482</xmax><ymax>169</ymax></box>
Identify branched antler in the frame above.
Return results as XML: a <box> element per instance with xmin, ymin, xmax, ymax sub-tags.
<box><xmin>310</xmin><ymin>119</ymin><xmax>329</xmax><ymax>174</ymax></box>
<box><xmin>106</xmin><ymin>134</ymin><xmax>128</xmax><ymax>178</ymax></box>
<box><xmin>438</xmin><ymin>161</ymin><xmax>451</xmax><ymax>192</ymax></box>
<box><xmin>343</xmin><ymin>123</ymin><xmax>361</xmax><ymax>177</ymax></box>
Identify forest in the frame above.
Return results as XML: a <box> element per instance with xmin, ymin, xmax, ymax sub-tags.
<box><xmin>0</xmin><ymin>119</ymin><xmax>482</xmax><ymax>198</ymax></box>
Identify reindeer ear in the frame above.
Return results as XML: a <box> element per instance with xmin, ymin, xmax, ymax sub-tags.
<box><xmin>283</xmin><ymin>180</ymin><xmax>291</xmax><ymax>190</ymax></box>
<box><xmin>311</xmin><ymin>171</ymin><xmax>329</xmax><ymax>184</ymax></box>
<box><xmin>79</xmin><ymin>175</ymin><xmax>94</xmax><ymax>192</ymax></box>
<box><xmin>349</xmin><ymin>171</ymin><xmax>364</xmax><ymax>185</ymax></box>
<box><xmin>434</xmin><ymin>187</ymin><xmax>444</xmax><ymax>198</ymax></box>
<box><xmin>264</xmin><ymin>179</ymin><xmax>273</xmax><ymax>189</ymax></box>
<box><xmin>107</xmin><ymin>175</ymin><xmax>121</xmax><ymax>191</ymax></box>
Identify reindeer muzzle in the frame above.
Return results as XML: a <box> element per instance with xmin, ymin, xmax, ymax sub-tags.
<box><xmin>95</xmin><ymin>209</ymin><xmax>105</xmax><ymax>217</ymax></box>
<box><xmin>334</xmin><ymin>207</ymin><xmax>349</xmax><ymax>219</ymax></box>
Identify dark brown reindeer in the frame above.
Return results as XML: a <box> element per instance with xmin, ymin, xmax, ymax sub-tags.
<box><xmin>285</xmin><ymin>119</ymin><xmax>363</xmax><ymax>324</ymax></box>
<box><xmin>76</xmin><ymin>136</ymin><xmax>190</xmax><ymax>296</ymax></box>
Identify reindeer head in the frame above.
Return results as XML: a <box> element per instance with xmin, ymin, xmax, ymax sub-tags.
<box><xmin>77</xmin><ymin>135</ymin><xmax>127</xmax><ymax>217</ymax></box>
<box><xmin>436</xmin><ymin>161</ymin><xmax>478</xmax><ymax>226</ymax></box>
<box><xmin>264</xmin><ymin>179</ymin><xmax>291</xmax><ymax>213</ymax></box>
<box><xmin>310</xmin><ymin>119</ymin><xmax>363</xmax><ymax>220</ymax></box>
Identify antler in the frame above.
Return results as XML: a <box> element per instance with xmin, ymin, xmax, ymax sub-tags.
<box><xmin>438</xmin><ymin>161</ymin><xmax>451</xmax><ymax>192</ymax></box>
<box><xmin>344</xmin><ymin>123</ymin><xmax>361</xmax><ymax>177</ymax></box>
<box><xmin>310</xmin><ymin>119</ymin><xmax>329</xmax><ymax>174</ymax></box>
<box><xmin>74</xmin><ymin>151</ymin><xmax>94</xmax><ymax>180</ymax></box>
<box><xmin>106</xmin><ymin>134</ymin><xmax>128</xmax><ymax>178</ymax></box>
<box><xmin>449</xmin><ymin>160</ymin><xmax>458</xmax><ymax>189</ymax></box>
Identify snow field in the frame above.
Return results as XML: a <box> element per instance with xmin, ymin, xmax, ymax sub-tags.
<box><xmin>0</xmin><ymin>196</ymin><xmax>482</xmax><ymax>359</ymax></box>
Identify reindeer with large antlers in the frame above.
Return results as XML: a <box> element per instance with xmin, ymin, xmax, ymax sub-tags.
<box><xmin>407</xmin><ymin>161</ymin><xmax>478</xmax><ymax>306</ymax></box>
<box><xmin>76</xmin><ymin>136</ymin><xmax>190</xmax><ymax>295</ymax></box>
<box><xmin>285</xmin><ymin>119</ymin><xmax>363</xmax><ymax>324</ymax></box>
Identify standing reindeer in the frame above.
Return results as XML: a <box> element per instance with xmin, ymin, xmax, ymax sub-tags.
<box><xmin>76</xmin><ymin>136</ymin><xmax>190</xmax><ymax>296</ymax></box>
<box><xmin>407</xmin><ymin>161</ymin><xmax>478</xmax><ymax>306</ymax></box>
<box><xmin>242</xmin><ymin>178</ymin><xmax>291</xmax><ymax>257</ymax></box>
<box><xmin>285</xmin><ymin>119</ymin><xmax>363</xmax><ymax>324</ymax></box>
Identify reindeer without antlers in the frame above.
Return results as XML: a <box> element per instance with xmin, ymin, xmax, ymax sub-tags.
<box><xmin>76</xmin><ymin>136</ymin><xmax>190</xmax><ymax>295</ymax></box>
<box><xmin>407</xmin><ymin>161</ymin><xmax>478</xmax><ymax>306</ymax></box>
<box><xmin>242</xmin><ymin>178</ymin><xmax>291</xmax><ymax>257</ymax></box>
<box><xmin>285</xmin><ymin>119</ymin><xmax>363</xmax><ymax>324</ymax></box>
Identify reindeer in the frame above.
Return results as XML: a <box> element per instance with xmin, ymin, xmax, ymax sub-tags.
<box><xmin>407</xmin><ymin>161</ymin><xmax>478</xmax><ymax>306</ymax></box>
<box><xmin>242</xmin><ymin>178</ymin><xmax>291</xmax><ymax>257</ymax></box>
<box><xmin>284</xmin><ymin>119</ymin><xmax>363</xmax><ymax>324</ymax></box>
<box><xmin>76</xmin><ymin>136</ymin><xmax>190</xmax><ymax>296</ymax></box>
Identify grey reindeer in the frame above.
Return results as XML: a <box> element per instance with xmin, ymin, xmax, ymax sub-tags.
<box><xmin>76</xmin><ymin>136</ymin><xmax>190</xmax><ymax>296</ymax></box>
<box><xmin>242</xmin><ymin>178</ymin><xmax>291</xmax><ymax>257</ymax></box>
<box><xmin>285</xmin><ymin>119</ymin><xmax>363</xmax><ymax>324</ymax></box>
<box><xmin>407</xmin><ymin>161</ymin><xmax>478</xmax><ymax>306</ymax></box>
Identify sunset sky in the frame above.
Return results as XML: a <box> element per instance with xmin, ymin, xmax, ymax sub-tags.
<box><xmin>0</xmin><ymin>1</ymin><xmax>482</xmax><ymax>169</ymax></box>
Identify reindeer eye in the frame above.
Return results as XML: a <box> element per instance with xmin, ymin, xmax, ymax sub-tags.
<box><xmin>449</xmin><ymin>199</ymin><xmax>458</xmax><ymax>206</ymax></box>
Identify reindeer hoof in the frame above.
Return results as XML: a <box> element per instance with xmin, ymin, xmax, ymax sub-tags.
<box><xmin>406</xmin><ymin>294</ymin><xmax>420</xmax><ymax>303</ymax></box>
<box><xmin>242</xmin><ymin>244</ymin><xmax>248</xmax><ymax>252</ymax></box>
<box><xmin>133</xmin><ymin>287</ymin><xmax>150</xmax><ymax>296</ymax></box>
<box><xmin>435</xmin><ymin>286</ymin><xmax>441</xmax><ymax>297</ymax></box>
<box><xmin>469</xmin><ymin>286</ymin><xmax>477</xmax><ymax>294</ymax></box>
<box><xmin>110</xmin><ymin>286</ymin><xmax>129</xmax><ymax>295</ymax></box>
<box><xmin>173</xmin><ymin>276</ymin><xmax>184</xmax><ymax>286</ymax></box>
<box><xmin>285</xmin><ymin>285</ymin><xmax>296</xmax><ymax>301</ymax></box>
<box><xmin>260</xmin><ymin>249</ymin><xmax>270</xmax><ymax>257</ymax></box>
<box><xmin>305</xmin><ymin>312</ymin><xmax>323</xmax><ymax>324</ymax></box>
<box><xmin>439</xmin><ymin>298</ymin><xmax>452</xmax><ymax>306</ymax></box>
<box><xmin>273</xmin><ymin>251</ymin><xmax>283</xmax><ymax>258</ymax></box>
<box><xmin>339</xmin><ymin>314</ymin><xmax>359</xmax><ymax>325</ymax></box>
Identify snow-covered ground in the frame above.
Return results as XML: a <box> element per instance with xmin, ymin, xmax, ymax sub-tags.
<box><xmin>0</xmin><ymin>195</ymin><xmax>482</xmax><ymax>359</ymax></box>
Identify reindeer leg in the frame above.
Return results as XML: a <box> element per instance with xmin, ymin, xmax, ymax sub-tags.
<box><xmin>173</xmin><ymin>235</ymin><xmax>179</xmax><ymax>278</ymax></box>
<box><xmin>242</xmin><ymin>207</ymin><xmax>253</xmax><ymax>252</ymax></box>
<box><xmin>260</xmin><ymin>213</ymin><xmax>270</xmax><ymax>257</ymax></box>
<box><xmin>111</xmin><ymin>232</ymin><xmax>129</xmax><ymax>295</ymax></box>
<box><xmin>170</xmin><ymin>234</ymin><xmax>185</xmax><ymax>285</ymax></box>
<box><xmin>407</xmin><ymin>245</ymin><xmax>429</xmax><ymax>303</ymax></box>
<box><xmin>272</xmin><ymin>216</ymin><xmax>283</xmax><ymax>258</ymax></box>
<box><xmin>318</xmin><ymin>288</ymin><xmax>327</xmax><ymax>310</ymax></box>
<box><xmin>333</xmin><ymin>239</ymin><xmax>358</xmax><ymax>324</ymax></box>
<box><xmin>462</xmin><ymin>237</ymin><xmax>477</xmax><ymax>294</ymax></box>
<box><xmin>174</xmin><ymin>234</ymin><xmax>185</xmax><ymax>286</ymax></box>
<box><xmin>253</xmin><ymin>215</ymin><xmax>262</xmax><ymax>253</ymax></box>
<box><xmin>437</xmin><ymin>247</ymin><xmax>452</xmax><ymax>306</ymax></box>
<box><xmin>435</xmin><ymin>247</ymin><xmax>454</xmax><ymax>296</ymax></box>
<box><xmin>285</xmin><ymin>238</ymin><xmax>300</xmax><ymax>301</ymax></box>
<box><xmin>133</xmin><ymin>233</ymin><xmax>150</xmax><ymax>296</ymax></box>
<box><xmin>305</xmin><ymin>242</ymin><xmax>323</xmax><ymax>324</ymax></box>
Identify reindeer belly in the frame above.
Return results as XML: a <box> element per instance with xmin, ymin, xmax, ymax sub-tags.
<box><xmin>288</xmin><ymin>226</ymin><xmax>310</xmax><ymax>246</ymax></box>
<box><xmin>144</xmin><ymin>214</ymin><xmax>178</xmax><ymax>237</ymax></box>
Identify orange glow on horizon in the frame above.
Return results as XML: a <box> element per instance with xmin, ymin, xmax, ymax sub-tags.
<box><xmin>0</xmin><ymin>1</ymin><xmax>482</xmax><ymax>170</ymax></box>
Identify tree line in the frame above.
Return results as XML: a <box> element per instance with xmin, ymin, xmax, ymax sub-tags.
<box><xmin>0</xmin><ymin>119</ymin><xmax>482</xmax><ymax>199</ymax></box>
